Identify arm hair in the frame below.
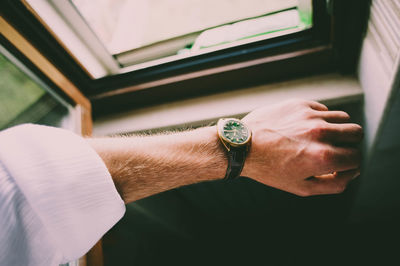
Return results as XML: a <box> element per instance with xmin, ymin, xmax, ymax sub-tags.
<box><xmin>88</xmin><ymin>126</ymin><xmax>227</xmax><ymax>204</ymax></box>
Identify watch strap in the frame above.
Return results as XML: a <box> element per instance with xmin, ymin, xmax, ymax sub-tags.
<box><xmin>224</xmin><ymin>146</ymin><xmax>247</xmax><ymax>180</ymax></box>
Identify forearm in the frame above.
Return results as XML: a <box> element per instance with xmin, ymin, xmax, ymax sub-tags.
<box><xmin>88</xmin><ymin>99</ymin><xmax>362</xmax><ymax>202</ymax></box>
<box><xmin>88</xmin><ymin>126</ymin><xmax>226</xmax><ymax>204</ymax></box>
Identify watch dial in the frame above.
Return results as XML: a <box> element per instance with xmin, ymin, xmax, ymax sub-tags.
<box><xmin>223</xmin><ymin>120</ymin><xmax>249</xmax><ymax>144</ymax></box>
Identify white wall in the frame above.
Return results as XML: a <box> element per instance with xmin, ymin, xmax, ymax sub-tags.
<box><xmin>352</xmin><ymin>0</ymin><xmax>400</xmax><ymax>221</ymax></box>
<box><xmin>358</xmin><ymin>0</ymin><xmax>400</xmax><ymax>154</ymax></box>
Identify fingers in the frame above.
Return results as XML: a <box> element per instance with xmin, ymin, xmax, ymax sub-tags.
<box><xmin>299</xmin><ymin>168</ymin><xmax>360</xmax><ymax>196</ymax></box>
<box><xmin>319</xmin><ymin>123</ymin><xmax>364</xmax><ymax>143</ymax></box>
<box><xmin>330</xmin><ymin>146</ymin><xmax>361</xmax><ymax>172</ymax></box>
<box><xmin>306</xmin><ymin>109</ymin><xmax>363</xmax><ymax>144</ymax></box>
<box><xmin>306</xmin><ymin>101</ymin><xmax>329</xmax><ymax>111</ymax></box>
<box><xmin>308</xmin><ymin>144</ymin><xmax>361</xmax><ymax>175</ymax></box>
<box><xmin>318</xmin><ymin>110</ymin><xmax>350</xmax><ymax>123</ymax></box>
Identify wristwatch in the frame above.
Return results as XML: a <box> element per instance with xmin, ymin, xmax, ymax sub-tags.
<box><xmin>217</xmin><ymin>118</ymin><xmax>252</xmax><ymax>180</ymax></box>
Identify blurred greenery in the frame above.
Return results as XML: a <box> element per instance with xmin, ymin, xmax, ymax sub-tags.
<box><xmin>0</xmin><ymin>53</ymin><xmax>45</xmax><ymax>129</ymax></box>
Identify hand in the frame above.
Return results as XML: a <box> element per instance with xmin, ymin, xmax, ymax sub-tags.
<box><xmin>241</xmin><ymin>99</ymin><xmax>362</xmax><ymax>196</ymax></box>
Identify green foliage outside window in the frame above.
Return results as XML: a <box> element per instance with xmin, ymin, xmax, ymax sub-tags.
<box><xmin>0</xmin><ymin>53</ymin><xmax>68</xmax><ymax>130</ymax></box>
<box><xmin>0</xmin><ymin>53</ymin><xmax>45</xmax><ymax>129</ymax></box>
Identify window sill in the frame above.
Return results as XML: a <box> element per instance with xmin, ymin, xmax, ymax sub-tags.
<box><xmin>93</xmin><ymin>73</ymin><xmax>363</xmax><ymax>136</ymax></box>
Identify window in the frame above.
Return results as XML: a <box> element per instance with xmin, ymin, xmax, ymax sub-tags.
<box><xmin>72</xmin><ymin>0</ymin><xmax>312</xmax><ymax>68</ymax></box>
<box><xmin>3</xmin><ymin>0</ymin><xmax>348</xmax><ymax>117</ymax></box>
<box><xmin>24</xmin><ymin>0</ymin><xmax>313</xmax><ymax>76</ymax></box>
<box><xmin>0</xmin><ymin>48</ymin><xmax>71</xmax><ymax>130</ymax></box>
<box><xmin>74</xmin><ymin>0</ymin><xmax>304</xmax><ymax>54</ymax></box>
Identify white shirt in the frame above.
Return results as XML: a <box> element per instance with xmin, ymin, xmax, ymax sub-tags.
<box><xmin>0</xmin><ymin>124</ymin><xmax>126</xmax><ymax>266</ymax></box>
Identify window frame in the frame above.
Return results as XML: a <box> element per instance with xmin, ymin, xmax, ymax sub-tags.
<box><xmin>0</xmin><ymin>14</ymin><xmax>92</xmax><ymax>135</ymax></box>
<box><xmin>0</xmin><ymin>0</ymin><xmax>369</xmax><ymax>118</ymax></box>
<box><xmin>29</xmin><ymin>0</ymin><xmax>313</xmax><ymax>74</ymax></box>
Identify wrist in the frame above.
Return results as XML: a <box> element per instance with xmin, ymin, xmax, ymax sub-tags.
<box><xmin>241</xmin><ymin>156</ymin><xmax>253</xmax><ymax>178</ymax></box>
<box><xmin>194</xmin><ymin>126</ymin><xmax>227</xmax><ymax>181</ymax></box>
<box><xmin>216</xmin><ymin>118</ymin><xmax>252</xmax><ymax>180</ymax></box>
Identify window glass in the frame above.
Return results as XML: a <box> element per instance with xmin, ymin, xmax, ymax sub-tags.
<box><xmin>72</xmin><ymin>0</ymin><xmax>312</xmax><ymax>65</ymax></box>
<box><xmin>0</xmin><ymin>52</ymin><xmax>70</xmax><ymax>130</ymax></box>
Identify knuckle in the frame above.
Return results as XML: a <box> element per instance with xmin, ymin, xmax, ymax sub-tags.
<box><xmin>321</xmin><ymin>148</ymin><xmax>333</xmax><ymax>163</ymax></box>
<box><xmin>313</xmin><ymin>146</ymin><xmax>333</xmax><ymax>164</ymax></box>
<box><xmin>285</xmin><ymin>98</ymin><xmax>297</xmax><ymax>104</ymax></box>
<box><xmin>288</xmin><ymin>98</ymin><xmax>310</xmax><ymax>106</ymax></box>
<box><xmin>286</xmin><ymin>98</ymin><xmax>305</xmax><ymax>107</ymax></box>
<box><xmin>308</xmin><ymin>122</ymin><xmax>328</xmax><ymax>139</ymax></box>
<box><xmin>302</xmin><ymin>110</ymin><xmax>315</xmax><ymax>120</ymax></box>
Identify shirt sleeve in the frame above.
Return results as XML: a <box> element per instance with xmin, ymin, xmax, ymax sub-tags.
<box><xmin>0</xmin><ymin>124</ymin><xmax>126</xmax><ymax>265</ymax></box>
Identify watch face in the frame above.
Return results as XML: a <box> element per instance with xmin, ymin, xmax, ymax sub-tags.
<box><xmin>222</xmin><ymin>119</ymin><xmax>250</xmax><ymax>144</ymax></box>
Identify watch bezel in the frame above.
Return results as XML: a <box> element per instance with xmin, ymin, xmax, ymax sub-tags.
<box><xmin>217</xmin><ymin>118</ymin><xmax>252</xmax><ymax>149</ymax></box>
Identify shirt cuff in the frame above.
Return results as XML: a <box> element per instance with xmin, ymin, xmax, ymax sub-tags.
<box><xmin>0</xmin><ymin>124</ymin><xmax>126</xmax><ymax>263</ymax></box>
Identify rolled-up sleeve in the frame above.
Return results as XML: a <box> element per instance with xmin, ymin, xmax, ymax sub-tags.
<box><xmin>0</xmin><ymin>124</ymin><xmax>125</xmax><ymax>265</ymax></box>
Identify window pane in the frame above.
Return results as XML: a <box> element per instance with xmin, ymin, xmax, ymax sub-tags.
<box><xmin>72</xmin><ymin>0</ymin><xmax>311</xmax><ymax>55</ymax></box>
<box><xmin>0</xmin><ymin>52</ymin><xmax>70</xmax><ymax>130</ymax></box>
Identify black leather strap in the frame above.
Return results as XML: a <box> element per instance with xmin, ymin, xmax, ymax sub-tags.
<box><xmin>224</xmin><ymin>146</ymin><xmax>247</xmax><ymax>180</ymax></box>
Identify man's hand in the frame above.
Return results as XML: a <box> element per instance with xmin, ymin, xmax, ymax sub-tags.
<box><xmin>242</xmin><ymin>99</ymin><xmax>363</xmax><ymax>196</ymax></box>
<box><xmin>89</xmin><ymin>99</ymin><xmax>362</xmax><ymax>203</ymax></box>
